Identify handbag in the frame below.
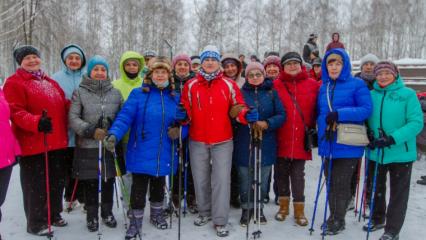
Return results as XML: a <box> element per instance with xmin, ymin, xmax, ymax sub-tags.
<box><xmin>284</xmin><ymin>84</ymin><xmax>317</xmax><ymax>152</ymax></box>
<box><xmin>326</xmin><ymin>81</ymin><xmax>369</xmax><ymax>146</ymax></box>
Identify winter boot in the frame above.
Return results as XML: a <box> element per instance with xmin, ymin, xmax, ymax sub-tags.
<box><xmin>101</xmin><ymin>203</ymin><xmax>117</xmax><ymax>228</ymax></box>
<box><xmin>215</xmin><ymin>224</ymin><xmax>229</xmax><ymax>237</ymax></box>
<box><xmin>150</xmin><ymin>202</ymin><xmax>168</xmax><ymax>229</ymax></box>
<box><xmin>194</xmin><ymin>215</ymin><xmax>212</xmax><ymax>226</ymax></box>
<box><xmin>27</xmin><ymin>225</ymin><xmax>53</xmax><ymax>236</ymax></box>
<box><xmin>86</xmin><ymin>205</ymin><xmax>99</xmax><ymax>232</ymax></box>
<box><xmin>362</xmin><ymin>219</ymin><xmax>385</xmax><ymax>232</ymax></box>
<box><xmin>379</xmin><ymin>232</ymin><xmax>399</xmax><ymax>240</ymax></box>
<box><xmin>187</xmin><ymin>195</ymin><xmax>198</xmax><ymax>214</ymax></box>
<box><xmin>275</xmin><ymin>196</ymin><xmax>289</xmax><ymax>221</ymax></box>
<box><xmin>239</xmin><ymin>209</ymin><xmax>252</xmax><ymax>227</ymax></box>
<box><xmin>259</xmin><ymin>208</ymin><xmax>267</xmax><ymax>225</ymax></box>
<box><xmin>52</xmin><ymin>214</ymin><xmax>68</xmax><ymax>227</ymax></box>
<box><xmin>324</xmin><ymin>218</ymin><xmax>345</xmax><ymax>235</ymax></box>
<box><xmin>125</xmin><ymin>209</ymin><xmax>144</xmax><ymax>240</ymax></box>
<box><xmin>417</xmin><ymin>178</ymin><xmax>426</xmax><ymax>185</ymax></box>
<box><xmin>293</xmin><ymin>202</ymin><xmax>308</xmax><ymax>226</ymax></box>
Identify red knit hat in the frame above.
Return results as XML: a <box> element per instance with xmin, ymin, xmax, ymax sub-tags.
<box><xmin>263</xmin><ymin>56</ymin><xmax>281</xmax><ymax>69</ymax></box>
<box><xmin>172</xmin><ymin>54</ymin><xmax>192</xmax><ymax>69</ymax></box>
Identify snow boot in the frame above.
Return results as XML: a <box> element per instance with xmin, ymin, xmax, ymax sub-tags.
<box><xmin>27</xmin><ymin>225</ymin><xmax>53</xmax><ymax>236</ymax></box>
<box><xmin>101</xmin><ymin>203</ymin><xmax>117</xmax><ymax>228</ymax></box>
<box><xmin>125</xmin><ymin>209</ymin><xmax>144</xmax><ymax>240</ymax></box>
<box><xmin>187</xmin><ymin>195</ymin><xmax>198</xmax><ymax>214</ymax></box>
<box><xmin>239</xmin><ymin>209</ymin><xmax>252</xmax><ymax>227</ymax></box>
<box><xmin>215</xmin><ymin>224</ymin><xmax>229</xmax><ymax>237</ymax></box>
<box><xmin>86</xmin><ymin>205</ymin><xmax>99</xmax><ymax>232</ymax></box>
<box><xmin>194</xmin><ymin>215</ymin><xmax>212</xmax><ymax>226</ymax></box>
<box><xmin>362</xmin><ymin>219</ymin><xmax>385</xmax><ymax>232</ymax></box>
<box><xmin>275</xmin><ymin>196</ymin><xmax>289</xmax><ymax>221</ymax></box>
<box><xmin>259</xmin><ymin>208</ymin><xmax>267</xmax><ymax>225</ymax></box>
<box><xmin>324</xmin><ymin>218</ymin><xmax>345</xmax><ymax>235</ymax></box>
<box><xmin>150</xmin><ymin>202</ymin><xmax>168</xmax><ymax>230</ymax></box>
<box><xmin>294</xmin><ymin>202</ymin><xmax>308</xmax><ymax>226</ymax></box>
<box><xmin>379</xmin><ymin>232</ymin><xmax>399</xmax><ymax>240</ymax></box>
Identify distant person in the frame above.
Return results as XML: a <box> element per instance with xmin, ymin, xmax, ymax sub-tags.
<box><xmin>326</xmin><ymin>32</ymin><xmax>345</xmax><ymax>52</ymax></box>
<box><xmin>303</xmin><ymin>34</ymin><xmax>319</xmax><ymax>64</ymax></box>
<box><xmin>239</xmin><ymin>54</ymin><xmax>248</xmax><ymax>78</ymax></box>
<box><xmin>354</xmin><ymin>53</ymin><xmax>380</xmax><ymax>90</ymax></box>
<box><xmin>191</xmin><ymin>55</ymin><xmax>201</xmax><ymax>73</ymax></box>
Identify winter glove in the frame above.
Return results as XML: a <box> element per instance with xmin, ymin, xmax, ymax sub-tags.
<box><xmin>104</xmin><ymin>135</ymin><xmax>117</xmax><ymax>152</ymax></box>
<box><xmin>372</xmin><ymin>135</ymin><xmax>395</xmax><ymax>149</ymax></box>
<box><xmin>326</xmin><ymin>111</ymin><xmax>338</xmax><ymax>125</ymax></box>
<box><xmin>175</xmin><ymin>104</ymin><xmax>188</xmax><ymax>122</ymax></box>
<box><xmin>245</xmin><ymin>108</ymin><xmax>259</xmax><ymax>123</ymax></box>
<box><xmin>168</xmin><ymin>126</ymin><xmax>180</xmax><ymax>140</ymax></box>
<box><xmin>38</xmin><ymin>114</ymin><xmax>52</xmax><ymax>133</ymax></box>
<box><xmin>367</xmin><ymin>129</ymin><xmax>376</xmax><ymax>149</ymax></box>
<box><xmin>94</xmin><ymin>128</ymin><xmax>107</xmax><ymax>141</ymax></box>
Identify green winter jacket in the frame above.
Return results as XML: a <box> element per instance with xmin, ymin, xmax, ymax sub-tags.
<box><xmin>112</xmin><ymin>51</ymin><xmax>145</xmax><ymax>143</ymax></box>
<box><xmin>112</xmin><ymin>51</ymin><xmax>145</xmax><ymax>100</ymax></box>
<box><xmin>368</xmin><ymin>75</ymin><xmax>423</xmax><ymax>164</ymax></box>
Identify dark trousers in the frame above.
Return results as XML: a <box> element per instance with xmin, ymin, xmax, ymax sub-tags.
<box><xmin>371</xmin><ymin>161</ymin><xmax>412</xmax><ymax>235</ymax></box>
<box><xmin>83</xmin><ymin>178</ymin><xmax>115</xmax><ymax>220</ymax></box>
<box><xmin>131</xmin><ymin>173</ymin><xmax>165</xmax><ymax>210</ymax></box>
<box><xmin>324</xmin><ymin>158</ymin><xmax>358</xmax><ymax>222</ymax></box>
<box><xmin>20</xmin><ymin>149</ymin><xmax>66</xmax><ymax>232</ymax></box>
<box><xmin>231</xmin><ymin>163</ymin><xmax>240</xmax><ymax>200</ymax></box>
<box><xmin>63</xmin><ymin>147</ymin><xmax>85</xmax><ymax>203</ymax></box>
<box><xmin>0</xmin><ymin>165</ymin><xmax>13</xmax><ymax>222</ymax></box>
<box><xmin>275</xmin><ymin>158</ymin><xmax>306</xmax><ymax>202</ymax></box>
<box><xmin>350</xmin><ymin>158</ymin><xmax>362</xmax><ymax>197</ymax></box>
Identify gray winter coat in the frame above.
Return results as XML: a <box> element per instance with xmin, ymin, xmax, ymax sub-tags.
<box><xmin>69</xmin><ymin>75</ymin><xmax>122</xmax><ymax>179</ymax></box>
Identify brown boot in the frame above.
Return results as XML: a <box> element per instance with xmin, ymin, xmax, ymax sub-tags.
<box><xmin>275</xmin><ymin>197</ymin><xmax>289</xmax><ymax>221</ymax></box>
<box><xmin>293</xmin><ymin>202</ymin><xmax>308</xmax><ymax>226</ymax></box>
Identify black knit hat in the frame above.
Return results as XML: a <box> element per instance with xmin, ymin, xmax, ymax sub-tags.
<box><xmin>281</xmin><ymin>52</ymin><xmax>303</xmax><ymax>65</ymax></box>
<box><xmin>13</xmin><ymin>45</ymin><xmax>40</xmax><ymax>65</ymax></box>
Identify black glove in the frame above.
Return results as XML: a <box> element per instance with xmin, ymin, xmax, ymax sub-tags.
<box><xmin>175</xmin><ymin>104</ymin><xmax>187</xmax><ymax>122</ymax></box>
<box><xmin>372</xmin><ymin>136</ymin><xmax>395</xmax><ymax>149</ymax></box>
<box><xmin>326</xmin><ymin>111</ymin><xmax>338</xmax><ymax>125</ymax></box>
<box><xmin>366</xmin><ymin>129</ymin><xmax>375</xmax><ymax>149</ymax></box>
<box><xmin>38</xmin><ymin>114</ymin><xmax>52</xmax><ymax>133</ymax></box>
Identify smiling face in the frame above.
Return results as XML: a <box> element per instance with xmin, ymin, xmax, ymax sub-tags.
<box><xmin>175</xmin><ymin>60</ymin><xmax>190</xmax><ymax>77</ymax></box>
<box><xmin>265</xmin><ymin>64</ymin><xmax>280</xmax><ymax>79</ymax></box>
<box><xmin>223</xmin><ymin>62</ymin><xmax>239</xmax><ymax>79</ymax></box>
<box><xmin>376</xmin><ymin>70</ymin><xmax>396</xmax><ymax>88</ymax></box>
<box><xmin>65</xmin><ymin>53</ymin><xmax>82</xmax><ymax>71</ymax></box>
<box><xmin>90</xmin><ymin>65</ymin><xmax>107</xmax><ymax>80</ymax></box>
<box><xmin>152</xmin><ymin>68</ymin><xmax>169</xmax><ymax>85</ymax></box>
<box><xmin>283</xmin><ymin>61</ymin><xmax>302</xmax><ymax>76</ymax></box>
<box><xmin>21</xmin><ymin>54</ymin><xmax>42</xmax><ymax>72</ymax></box>
<box><xmin>201</xmin><ymin>58</ymin><xmax>220</xmax><ymax>74</ymax></box>
<box><xmin>326</xmin><ymin>60</ymin><xmax>343</xmax><ymax>80</ymax></box>
<box><xmin>124</xmin><ymin>60</ymin><xmax>140</xmax><ymax>74</ymax></box>
<box><xmin>247</xmin><ymin>69</ymin><xmax>265</xmax><ymax>86</ymax></box>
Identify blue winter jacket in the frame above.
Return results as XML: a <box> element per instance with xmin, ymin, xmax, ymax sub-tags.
<box><xmin>108</xmin><ymin>84</ymin><xmax>187</xmax><ymax>176</ymax></box>
<box><xmin>52</xmin><ymin>44</ymin><xmax>86</xmax><ymax>147</ymax></box>
<box><xmin>234</xmin><ymin>79</ymin><xmax>286</xmax><ymax>167</ymax></box>
<box><xmin>317</xmin><ymin>48</ymin><xmax>372</xmax><ymax>159</ymax></box>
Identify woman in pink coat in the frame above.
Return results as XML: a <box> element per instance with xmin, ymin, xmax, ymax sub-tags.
<box><xmin>0</xmin><ymin>88</ymin><xmax>21</xmax><ymax>239</ymax></box>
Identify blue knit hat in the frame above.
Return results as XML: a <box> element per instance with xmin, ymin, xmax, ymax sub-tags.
<box><xmin>200</xmin><ymin>45</ymin><xmax>220</xmax><ymax>63</ymax></box>
<box><xmin>87</xmin><ymin>55</ymin><xmax>109</xmax><ymax>77</ymax></box>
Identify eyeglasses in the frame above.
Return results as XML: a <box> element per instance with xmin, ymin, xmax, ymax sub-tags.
<box><xmin>247</xmin><ymin>73</ymin><xmax>263</xmax><ymax>79</ymax></box>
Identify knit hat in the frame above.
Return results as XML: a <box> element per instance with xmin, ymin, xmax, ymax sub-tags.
<box><xmin>326</xmin><ymin>53</ymin><xmax>343</xmax><ymax>64</ymax></box>
<box><xmin>61</xmin><ymin>44</ymin><xmax>86</xmax><ymax>68</ymax></box>
<box><xmin>245</xmin><ymin>62</ymin><xmax>265</xmax><ymax>77</ymax></box>
<box><xmin>281</xmin><ymin>52</ymin><xmax>303</xmax><ymax>65</ymax></box>
<box><xmin>263</xmin><ymin>55</ymin><xmax>281</xmax><ymax>69</ymax></box>
<box><xmin>312</xmin><ymin>57</ymin><xmax>322</xmax><ymax>66</ymax></box>
<box><xmin>200</xmin><ymin>45</ymin><xmax>220</xmax><ymax>63</ymax></box>
<box><xmin>143</xmin><ymin>50</ymin><xmax>157</xmax><ymax>58</ymax></box>
<box><xmin>191</xmin><ymin>56</ymin><xmax>201</xmax><ymax>65</ymax></box>
<box><xmin>87</xmin><ymin>55</ymin><xmax>110</xmax><ymax>77</ymax></box>
<box><xmin>374</xmin><ymin>61</ymin><xmax>399</xmax><ymax>77</ymax></box>
<box><xmin>13</xmin><ymin>45</ymin><xmax>40</xmax><ymax>65</ymax></box>
<box><xmin>172</xmin><ymin>54</ymin><xmax>192</xmax><ymax>68</ymax></box>
<box><xmin>309</xmin><ymin>33</ymin><xmax>318</xmax><ymax>39</ymax></box>
<box><xmin>360</xmin><ymin>53</ymin><xmax>379</xmax><ymax>68</ymax></box>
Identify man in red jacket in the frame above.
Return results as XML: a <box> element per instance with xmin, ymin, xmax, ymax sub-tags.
<box><xmin>326</xmin><ymin>32</ymin><xmax>345</xmax><ymax>52</ymax></box>
<box><xmin>178</xmin><ymin>45</ymin><xmax>258</xmax><ymax>237</ymax></box>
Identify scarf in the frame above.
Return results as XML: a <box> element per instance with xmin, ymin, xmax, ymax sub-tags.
<box><xmin>199</xmin><ymin>68</ymin><xmax>220</xmax><ymax>82</ymax></box>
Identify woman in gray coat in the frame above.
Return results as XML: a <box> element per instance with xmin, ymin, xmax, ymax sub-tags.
<box><xmin>69</xmin><ymin>55</ymin><xmax>122</xmax><ymax>232</ymax></box>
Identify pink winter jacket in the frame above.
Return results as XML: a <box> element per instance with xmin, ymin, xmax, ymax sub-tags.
<box><xmin>0</xmin><ymin>89</ymin><xmax>20</xmax><ymax>169</ymax></box>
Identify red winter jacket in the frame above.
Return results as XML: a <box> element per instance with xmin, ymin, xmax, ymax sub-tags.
<box><xmin>273</xmin><ymin>68</ymin><xmax>320</xmax><ymax>160</ymax></box>
<box><xmin>181</xmin><ymin>72</ymin><xmax>248</xmax><ymax>144</ymax></box>
<box><xmin>3</xmin><ymin>68</ymin><xmax>69</xmax><ymax>156</ymax></box>
<box><xmin>309</xmin><ymin>69</ymin><xmax>322</xmax><ymax>82</ymax></box>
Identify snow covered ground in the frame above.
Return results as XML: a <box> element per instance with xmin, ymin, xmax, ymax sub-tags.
<box><xmin>1</xmin><ymin>149</ymin><xmax>426</xmax><ymax>240</ymax></box>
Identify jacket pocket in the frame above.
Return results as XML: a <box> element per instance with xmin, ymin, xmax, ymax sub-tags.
<box><xmin>404</xmin><ymin>142</ymin><xmax>408</xmax><ymax>152</ymax></box>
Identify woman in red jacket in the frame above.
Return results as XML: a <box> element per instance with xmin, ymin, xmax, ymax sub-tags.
<box><xmin>3</xmin><ymin>46</ymin><xmax>69</xmax><ymax>236</ymax></box>
<box><xmin>273</xmin><ymin>52</ymin><xmax>320</xmax><ymax>226</ymax></box>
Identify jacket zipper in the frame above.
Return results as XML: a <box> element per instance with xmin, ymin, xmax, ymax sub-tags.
<box><xmin>379</xmin><ymin>91</ymin><xmax>387</xmax><ymax>164</ymax></box>
<box><xmin>156</xmin><ymin>90</ymin><xmax>165</xmax><ymax>176</ymax></box>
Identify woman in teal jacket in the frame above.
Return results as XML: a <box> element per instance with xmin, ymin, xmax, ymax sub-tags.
<box><xmin>366</xmin><ymin>61</ymin><xmax>423</xmax><ymax>240</ymax></box>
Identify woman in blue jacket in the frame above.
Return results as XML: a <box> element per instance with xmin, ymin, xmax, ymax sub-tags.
<box><xmin>105</xmin><ymin>57</ymin><xmax>186</xmax><ymax>240</ymax></box>
<box><xmin>234</xmin><ymin>62</ymin><xmax>285</xmax><ymax>226</ymax></box>
<box><xmin>317</xmin><ymin>48</ymin><xmax>372</xmax><ymax>235</ymax></box>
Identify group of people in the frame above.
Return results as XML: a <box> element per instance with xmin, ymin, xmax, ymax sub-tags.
<box><xmin>0</xmin><ymin>31</ymin><xmax>424</xmax><ymax>240</ymax></box>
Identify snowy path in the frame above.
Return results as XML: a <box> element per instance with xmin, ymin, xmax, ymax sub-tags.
<box><xmin>1</xmin><ymin>149</ymin><xmax>426</xmax><ymax>240</ymax></box>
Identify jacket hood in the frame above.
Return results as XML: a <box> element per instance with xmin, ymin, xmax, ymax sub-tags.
<box><xmin>331</xmin><ymin>32</ymin><xmax>340</xmax><ymax>42</ymax></box>
<box><xmin>60</xmin><ymin>44</ymin><xmax>86</xmax><ymax>73</ymax></box>
<box><xmin>373</xmin><ymin>75</ymin><xmax>405</xmax><ymax>92</ymax></box>
<box><xmin>80</xmin><ymin>74</ymin><xmax>113</xmax><ymax>94</ymax></box>
<box><xmin>321</xmin><ymin>48</ymin><xmax>352</xmax><ymax>84</ymax></box>
<box><xmin>119</xmin><ymin>51</ymin><xmax>145</xmax><ymax>85</ymax></box>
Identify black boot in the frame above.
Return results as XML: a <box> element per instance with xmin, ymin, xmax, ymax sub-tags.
<box><xmin>101</xmin><ymin>203</ymin><xmax>117</xmax><ymax>228</ymax></box>
<box><xmin>230</xmin><ymin>194</ymin><xmax>241</xmax><ymax>209</ymax></box>
<box><xmin>239</xmin><ymin>209</ymin><xmax>252</xmax><ymax>227</ymax></box>
<box><xmin>324</xmin><ymin>218</ymin><xmax>345</xmax><ymax>235</ymax></box>
<box><xmin>362</xmin><ymin>220</ymin><xmax>385</xmax><ymax>232</ymax></box>
<box><xmin>379</xmin><ymin>232</ymin><xmax>399</xmax><ymax>240</ymax></box>
<box><xmin>86</xmin><ymin>205</ymin><xmax>99</xmax><ymax>232</ymax></box>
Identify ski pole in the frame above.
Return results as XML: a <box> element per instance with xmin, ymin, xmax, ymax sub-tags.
<box><xmin>97</xmin><ymin>140</ymin><xmax>103</xmax><ymax>240</ymax></box>
<box><xmin>177</xmin><ymin>126</ymin><xmax>184</xmax><ymax>240</ymax></box>
<box><xmin>183</xmin><ymin>141</ymin><xmax>188</xmax><ymax>217</ymax></box>
<box><xmin>42</xmin><ymin>110</ymin><xmax>53</xmax><ymax>239</ymax></box>
<box><xmin>309</xmin><ymin>157</ymin><xmax>325</xmax><ymax>235</ymax></box>
<box><xmin>354</xmin><ymin>157</ymin><xmax>362</xmax><ymax>216</ymax></box>
<box><xmin>252</xmin><ymin>129</ymin><xmax>263</xmax><ymax>239</ymax></box>
<box><xmin>246</xmin><ymin>125</ymin><xmax>254</xmax><ymax>240</ymax></box>
<box><xmin>358</xmin><ymin>150</ymin><xmax>371</xmax><ymax>222</ymax></box>
<box><xmin>321</xmin><ymin>137</ymin><xmax>334</xmax><ymax>239</ymax></box>
<box><xmin>169</xmin><ymin>140</ymin><xmax>175</xmax><ymax>228</ymax></box>
<box><xmin>112</xmin><ymin>150</ymin><xmax>129</xmax><ymax>229</ymax></box>
<box><xmin>67</xmin><ymin>178</ymin><xmax>79</xmax><ymax>213</ymax></box>
<box><xmin>366</xmin><ymin>147</ymin><xmax>382</xmax><ymax>240</ymax></box>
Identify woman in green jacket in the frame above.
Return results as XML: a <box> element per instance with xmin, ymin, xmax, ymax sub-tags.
<box><xmin>366</xmin><ymin>61</ymin><xmax>423</xmax><ymax>240</ymax></box>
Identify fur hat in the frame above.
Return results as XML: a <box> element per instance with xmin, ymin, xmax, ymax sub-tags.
<box><xmin>143</xmin><ymin>56</ymin><xmax>175</xmax><ymax>93</ymax></box>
